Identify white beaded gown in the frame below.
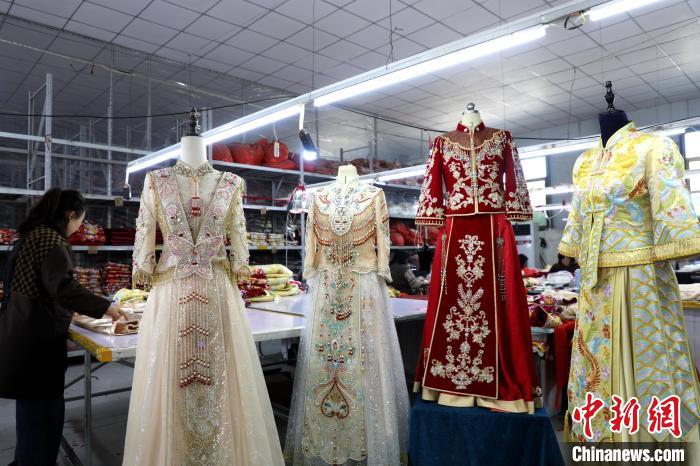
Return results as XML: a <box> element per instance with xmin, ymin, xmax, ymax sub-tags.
<box><xmin>285</xmin><ymin>180</ymin><xmax>409</xmax><ymax>466</ymax></box>
<box><xmin>123</xmin><ymin>161</ymin><xmax>284</xmax><ymax>466</ymax></box>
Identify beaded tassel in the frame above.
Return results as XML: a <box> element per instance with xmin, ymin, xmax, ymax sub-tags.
<box><xmin>178</xmin><ymin>276</ymin><xmax>212</xmax><ymax>388</ymax></box>
<box><xmin>190</xmin><ymin>176</ymin><xmax>202</xmax><ymax>217</ymax></box>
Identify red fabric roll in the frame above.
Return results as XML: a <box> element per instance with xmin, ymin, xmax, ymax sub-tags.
<box><xmin>230</xmin><ymin>143</ymin><xmax>264</xmax><ymax>165</ymax></box>
<box><xmin>212</xmin><ymin>143</ymin><xmax>232</xmax><ymax>162</ymax></box>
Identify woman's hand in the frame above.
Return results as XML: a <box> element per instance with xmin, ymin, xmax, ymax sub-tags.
<box><xmin>104</xmin><ymin>304</ymin><xmax>122</xmax><ymax>321</ymax></box>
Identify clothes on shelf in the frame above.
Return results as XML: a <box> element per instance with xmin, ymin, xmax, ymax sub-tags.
<box><xmin>414</xmin><ymin>121</ymin><xmax>539</xmax><ymax>413</ymax></box>
<box><xmin>124</xmin><ymin>160</ymin><xmax>284</xmax><ymax>466</ymax></box>
<box><xmin>559</xmin><ymin>122</ymin><xmax>700</xmax><ymax>446</ymax></box>
<box><xmin>286</xmin><ymin>180</ymin><xmax>409</xmax><ymax>466</ymax></box>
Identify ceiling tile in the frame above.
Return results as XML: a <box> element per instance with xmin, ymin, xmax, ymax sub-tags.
<box><xmin>597</xmin><ymin>19</ymin><xmax>644</xmax><ymax>45</ymax></box>
<box><xmin>263</xmin><ymin>42</ymin><xmax>309</xmax><ymax>63</ymax></box>
<box><xmin>346</xmin><ymin>24</ymin><xmax>390</xmax><ymax>50</ymax></box>
<box><xmin>113</xmin><ymin>35</ymin><xmax>160</xmax><ymax>54</ymax></box>
<box><xmin>412</xmin><ymin>0</ymin><xmax>470</xmax><ymax>21</ymax></box>
<box><xmin>71</xmin><ymin>2</ymin><xmax>134</xmax><ymax>33</ymax></box>
<box><xmin>635</xmin><ymin>1</ymin><xmax>693</xmax><ymax>31</ymax></box>
<box><xmin>140</xmin><ymin>0</ymin><xmax>201</xmax><ymax>29</ymax></box>
<box><xmin>285</xmin><ymin>26</ymin><xmax>339</xmax><ymax>51</ymax></box>
<box><xmin>165</xmin><ymin>32</ymin><xmax>217</xmax><ymax>56</ymax></box>
<box><xmin>225</xmin><ymin>29</ymin><xmax>276</xmax><ymax>53</ymax></box>
<box><xmin>408</xmin><ymin>23</ymin><xmax>462</xmax><ymax>48</ymax></box>
<box><xmin>274</xmin><ymin>0</ymin><xmax>337</xmax><ymax>24</ymax></box>
<box><xmin>205</xmin><ymin>44</ymin><xmax>255</xmax><ymax>65</ymax></box>
<box><xmin>344</xmin><ymin>0</ymin><xmax>403</xmax><ymax>22</ymax></box>
<box><xmin>248</xmin><ymin>11</ymin><xmax>306</xmax><ymax>39</ymax></box>
<box><xmin>0</xmin><ymin>1</ymin><xmax>9</xmax><ymax>14</ymax></box>
<box><xmin>546</xmin><ymin>34</ymin><xmax>599</xmax><ymax>56</ymax></box>
<box><xmin>315</xmin><ymin>10</ymin><xmax>371</xmax><ymax>38</ymax></box>
<box><xmin>8</xmin><ymin>5</ymin><xmax>69</xmax><ymax>28</ymax></box>
<box><xmin>480</xmin><ymin>0</ymin><xmax>544</xmax><ymax>19</ymax></box>
<box><xmin>15</xmin><ymin>0</ymin><xmax>81</xmax><ymax>17</ymax></box>
<box><xmin>319</xmin><ymin>39</ymin><xmax>367</xmax><ymax>60</ymax></box>
<box><xmin>193</xmin><ymin>57</ymin><xmax>233</xmax><ymax>73</ymax></box>
<box><xmin>350</xmin><ymin>51</ymin><xmax>387</xmax><ymax>70</ymax></box>
<box><xmin>376</xmin><ymin>37</ymin><xmax>426</xmax><ymax>61</ymax></box>
<box><xmin>442</xmin><ymin>5</ymin><xmax>500</xmax><ymax>36</ymax></box>
<box><xmin>323</xmin><ymin>0</ymin><xmax>355</xmax><ymax>6</ymax></box>
<box><xmin>389</xmin><ymin>6</ymin><xmax>435</xmax><ymax>35</ymax></box>
<box><xmin>163</xmin><ymin>0</ymin><xmax>220</xmax><ymax>13</ymax></box>
<box><xmin>185</xmin><ymin>15</ymin><xmax>242</xmax><ymax>41</ymax></box>
<box><xmin>258</xmin><ymin>74</ymin><xmax>296</xmax><ymax>90</ymax></box>
<box><xmin>206</xmin><ymin>1</ymin><xmax>267</xmax><ymax>26</ymax></box>
<box><xmin>276</xmin><ymin>64</ymin><xmax>314</xmax><ymax>83</ymax></box>
<box><xmin>89</xmin><ymin>0</ymin><xmax>150</xmax><ymax>15</ymax></box>
<box><xmin>229</xmin><ymin>66</ymin><xmax>266</xmax><ymax>82</ymax></box>
<box><xmin>157</xmin><ymin>46</ymin><xmax>193</xmax><ymax>62</ymax></box>
<box><xmin>323</xmin><ymin>62</ymin><xmax>365</xmax><ymax>79</ymax></box>
<box><xmin>239</xmin><ymin>54</ymin><xmax>287</xmax><ymax>74</ymax></box>
<box><xmin>121</xmin><ymin>19</ymin><xmax>179</xmax><ymax>45</ymax></box>
<box><xmin>64</xmin><ymin>20</ymin><xmax>118</xmax><ymax>42</ymax></box>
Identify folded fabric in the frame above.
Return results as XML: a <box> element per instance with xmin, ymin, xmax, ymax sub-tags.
<box><xmin>72</xmin><ymin>314</ymin><xmax>140</xmax><ymax>335</ymax></box>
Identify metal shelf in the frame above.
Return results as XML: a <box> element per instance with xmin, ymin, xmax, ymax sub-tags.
<box><xmin>389</xmin><ymin>214</ymin><xmax>417</xmax><ymax>220</ymax></box>
<box><xmin>212</xmin><ymin>161</ymin><xmax>335</xmax><ymax>182</ymax></box>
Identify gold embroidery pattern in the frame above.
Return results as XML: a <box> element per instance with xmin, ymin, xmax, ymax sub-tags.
<box><xmin>430</xmin><ymin>234</ymin><xmax>495</xmax><ymax>390</ymax></box>
<box><xmin>505</xmin><ymin>141</ymin><xmax>532</xmax><ymax>218</ymax></box>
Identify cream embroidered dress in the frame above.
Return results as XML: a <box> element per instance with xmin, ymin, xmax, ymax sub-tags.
<box><xmin>285</xmin><ymin>181</ymin><xmax>409</xmax><ymax>465</ymax></box>
<box><xmin>123</xmin><ymin>161</ymin><xmax>284</xmax><ymax>466</ymax></box>
<box><xmin>560</xmin><ymin>122</ymin><xmax>700</xmax><ymax>450</ymax></box>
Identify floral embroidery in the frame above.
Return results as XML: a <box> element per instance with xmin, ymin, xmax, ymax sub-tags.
<box><xmin>505</xmin><ymin>141</ymin><xmax>532</xmax><ymax>218</ymax></box>
<box><xmin>430</xmin><ymin>234</ymin><xmax>495</xmax><ymax>390</ymax></box>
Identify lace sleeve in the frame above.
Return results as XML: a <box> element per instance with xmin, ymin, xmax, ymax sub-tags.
<box><xmin>375</xmin><ymin>189</ymin><xmax>391</xmax><ymax>282</ymax></box>
<box><xmin>227</xmin><ymin>178</ymin><xmax>249</xmax><ymax>274</ymax></box>
<box><xmin>133</xmin><ymin>172</ymin><xmax>157</xmax><ymax>288</ymax></box>
<box><xmin>302</xmin><ymin>194</ymin><xmax>318</xmax><ymax>279</ymax></box>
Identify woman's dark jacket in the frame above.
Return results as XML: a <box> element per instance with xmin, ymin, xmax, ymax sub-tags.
<box><xmin>0</xmin><ymin>225</ymin><xmax>110</xmax><ymax>399</ymax></box>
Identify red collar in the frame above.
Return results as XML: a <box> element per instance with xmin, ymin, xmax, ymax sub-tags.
<box><xmin>456</xmin><ymin>121</ymin><xmax>485</xmax><ymax>133</ymax></box>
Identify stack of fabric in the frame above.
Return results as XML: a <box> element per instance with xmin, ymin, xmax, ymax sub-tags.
<box><xmin>106</xmin><ymin>228</ymin><xmax>136</xmax><ymax>245</ymax></box>
<box><xmin>247</xmin><ymin>232</ymin><xmax>268</xmax><ymax>248</ymax></box>
<box><xmin>0</xmin><ymin>228</ymin><xmax>18</xmax><ymax>245</ymax></box>
<box><xmin>267</xmin><ymin>233</ymin><xmax>286</xmax><ymax>248</ymax></box>
<box><xmin>102</xmin><ymin>262</ymin><xmax>132</xmax><ymax>296</ymax></box>
<box><xmin>238</xmin><ymin>264</ymin><xmax>300</xmax><ymax>303</ymax></box>
<box><xmin>69</xmin><ymin>221</ymin><xmax>106</xmax><ymax>245</ymax></box>
<box><xmin>113</xmin><ymin>288</ymin><xmax>149</xmax><ymax>319</ymax></box>
<box><xmin>74</xmin><ymin>267</ymin><xmax>103</xmax><ymax>295</ymax></box>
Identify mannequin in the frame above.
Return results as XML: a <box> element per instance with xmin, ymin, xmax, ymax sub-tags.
<box><xmin>179</xmin><ymin>108</ymin><xmax>208</xmax><ymax>168</ymax></box>
<box><xmin>598</xmin><ymin>81</ymin><xmax>630</xmax><ymax>148</ymax></box>
<box><xmin>460</xmin><ymin>102</ymin><xmax>483</xmax><ymax>130</ymax></box>
<box><xmin>337</xmin><ymin>164</ymin><xmax>359</xmax><ymax>185</ymax></box>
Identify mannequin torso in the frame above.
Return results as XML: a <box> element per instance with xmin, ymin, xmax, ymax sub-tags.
<box><xmin>598</xmin><ymin>110</ymin><xmax>629</xmax><ymax>148</ymax></box>
<box><xmin>180</xmin><ymin>136</ymin><xmax>208</xmax><ymax>168</ymax></box>
<box><xmin>460</xmin><ymin>111</ymin><xmax>483</xmax><ymax>131</ymax></box>
<box><xmin>337</xmin><ymin>164</ymin><xmax>359</xmax><ymax>186</ymax></box>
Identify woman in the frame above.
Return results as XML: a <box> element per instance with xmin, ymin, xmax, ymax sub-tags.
<box><xmin>0</xmin><ymin>188</ymin><xmax>120</xmax><ymax>466</ymax></box>
<box><xmin>390</xmin><ymin>250</ymin><xmax>427</xmax><ymax>294</ymax></box>
<box><xmin>547</xmin><ymin>254</ymin><xmax>579</xmax><ymax>275</ymax></box>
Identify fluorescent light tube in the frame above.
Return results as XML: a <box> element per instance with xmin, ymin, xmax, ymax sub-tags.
<box><xmin>588</xmin><ymin>0</ymin><xmax>666</xmax><ymax>21</ymax></box>
<box><xmin>126</xmin><ymin>148</ymin><xmax>180</xmax><ymax>176</ymax></box>
<box><xmin>204</xmin><ymin>104</ymin><xmax>303</xmax><ymax>145</ymax></box>
<box><xmin>519</xmin><ymin>141</ymin><xmax>596</xmax><ymax>159</ymax></box>
<box><xmin>313</xmin><ymin>25</ymin><xmax>548</xmax><ymax>107</ymax></box>
<box><xmin>375</xmin><ymin>167</ymin><xmax>426</xmax><ymax>182</ymax></box>
<box><xmin>651</xmin><ymin>127</ymin><xmax>686</xmax><ymax>137</ymax></box>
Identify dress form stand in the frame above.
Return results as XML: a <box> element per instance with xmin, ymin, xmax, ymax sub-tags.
<box><xmin>178</xmin><ymin>108</ymin><xmax>210</xmax><ymax>218</ymax></box>
<box><xmin>180</xmin><ymin>108</ymin><xmax>207</xmax><ymax>168</ymax></box>
<box><xmin>460</xmin><ymin>102</ymin><xmax>483</xmax><ymax>131</ymax></box>
<box><xmin>337</xmin><ymin>164</ymin><xmax>359</xmax><ymax>186</ymax></box>
<box><xmin>598</xmin><ymin>81</ymin><xmax>630</xmax><ymax>148</ymax></box>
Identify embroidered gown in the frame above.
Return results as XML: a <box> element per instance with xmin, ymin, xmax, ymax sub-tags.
<box><xmin>285</xmin><ymin>180</ymin><xmax>409</xmax><ymax>465</ymax></box>
<box><xmin>414</xmin><ymin>122</ymin><xmax>539</xmax><ymax>413</ymax></box>
<box><xmin>559</xmin><ymin>122</ymin><xmax>700</xmax><ymax>447</ymax></box>
<box><xmin>123</xmin><ymin>161</ymin><xmax>284</xmax><ymax>466</ymax></box>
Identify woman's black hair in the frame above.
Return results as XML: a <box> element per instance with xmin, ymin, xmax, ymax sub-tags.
<box><xmin>18</xmin><ymin>188</ymin><xmax>86</xmax><ymax>237</ymax></box>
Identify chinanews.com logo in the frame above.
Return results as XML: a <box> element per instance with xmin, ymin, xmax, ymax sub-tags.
<box><xmin>564</xmin><ymin>392</ymin><xmax>688</xmax><ymax>465</ymax></box>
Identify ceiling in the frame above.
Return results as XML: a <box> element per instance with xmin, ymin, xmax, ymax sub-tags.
<box><xmin>0</xmin><ymin>0</ymin><xmax>699</xmax><ymax>153</ymax></box>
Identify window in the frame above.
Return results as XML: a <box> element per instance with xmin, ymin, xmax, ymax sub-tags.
<box><xmin>521</xmin><ymin>156</ymin><xmax>547</xmax><ymax>181</ymax></box>
<box><xmin>527</xmin><ymin>179</ymin><xmax>546</xmax><ymax>208</ymax></box>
